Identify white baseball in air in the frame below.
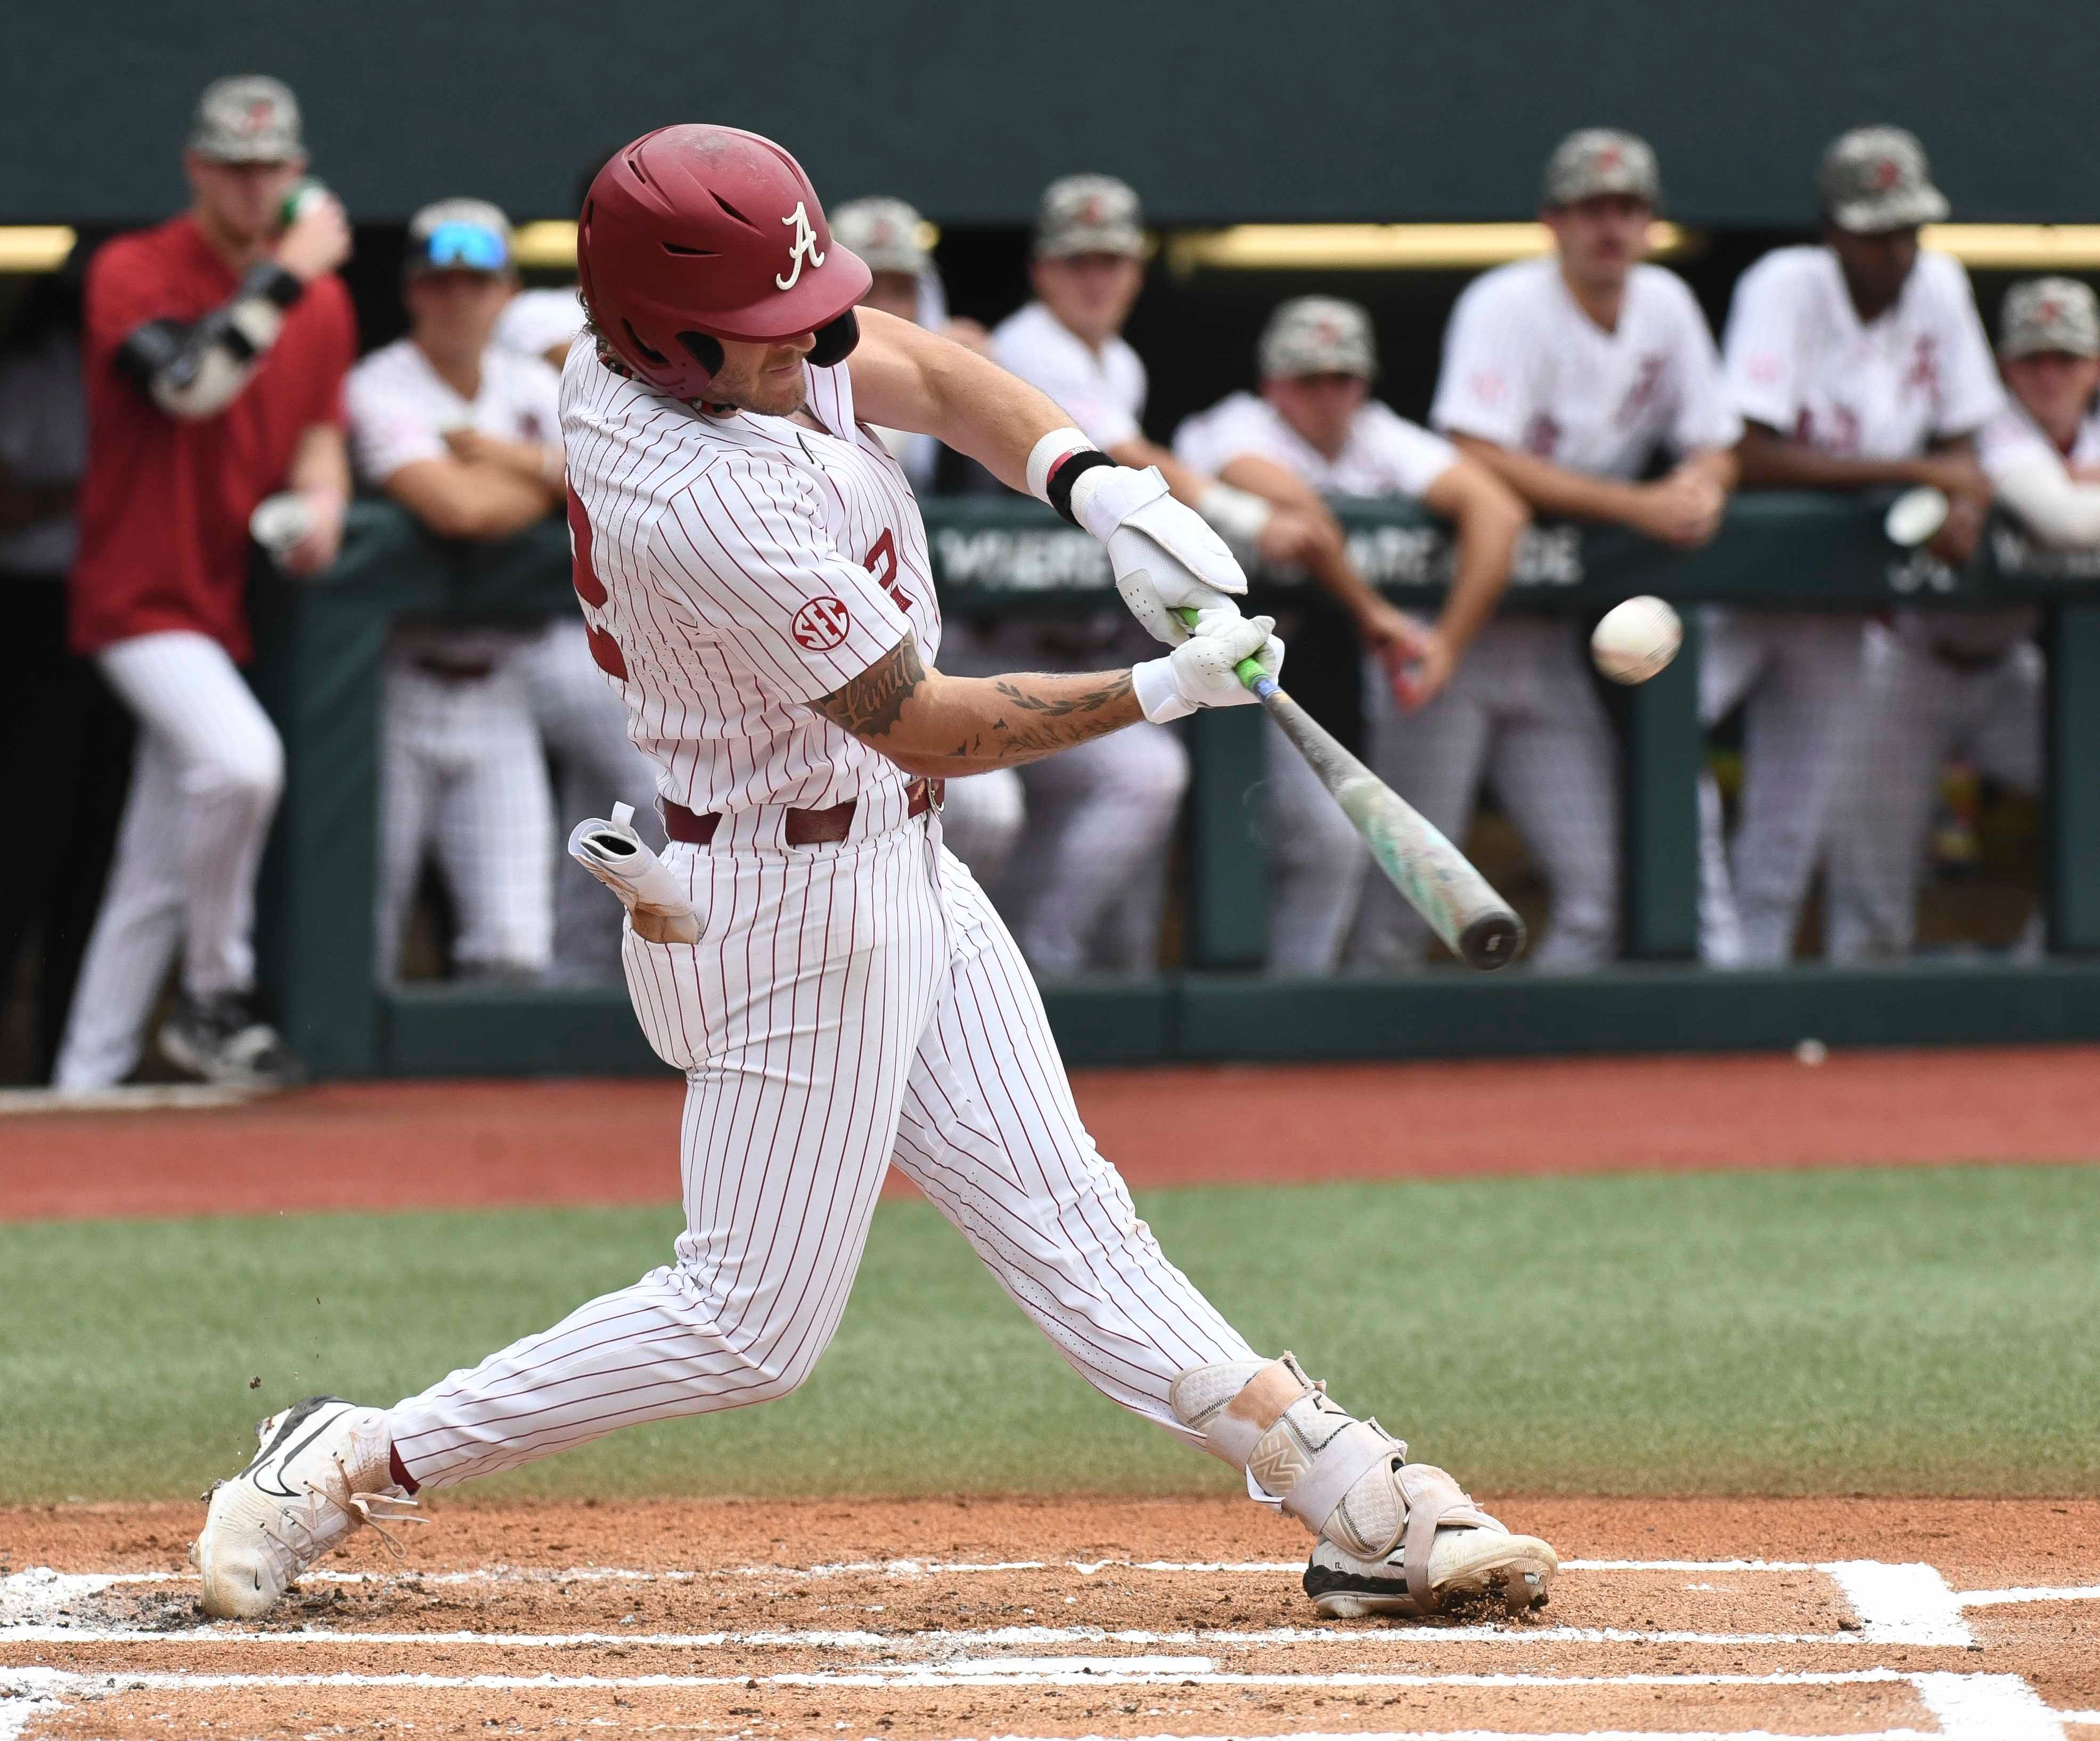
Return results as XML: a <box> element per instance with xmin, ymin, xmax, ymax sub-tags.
<box><xmin>1884</xmin><ymin>485</ymin><xmax>1949</xmax><ymax>548</ymax></box>
<box><xmin>1590</xmin><ymin>596</ymin><xmax>1682</xmax><ymax>685</ymax></box>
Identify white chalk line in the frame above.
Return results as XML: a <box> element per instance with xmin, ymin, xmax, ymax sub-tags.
<box><xmin>0</xmin><ymin>1621</ymin><xmax>1872</xmax><ymax>1649</ymax></box>
<box><xmin>0</xmin><ymin>1664</ymin><xmax>1932</xmax><ymax>1690</ymax></box>
<box><xmin>1957</xmin><ymin>1583</ymin><xmax>2100</xmax><ymax>1606</ymax></box>
<box><xmin>3</xmin><ymin>1664</ymin><xmax>2082</xmax><ymax>1740</ymax></box>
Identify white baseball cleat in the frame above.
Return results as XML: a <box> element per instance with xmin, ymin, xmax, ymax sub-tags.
<box><xmin>191</xmin><ymin>1395</ymin><xmax>420</xmax><ymax>1620</ymax></box>
<box><xmin>1305</xmin><ymin>1519</ymin><xmax>1559</xmax><ymax>1619</ymax></box>
<box><xmin>1169</xmin><ymin>1354</ymin><xmax>1558</xmax><ymax>1622</ymax></box>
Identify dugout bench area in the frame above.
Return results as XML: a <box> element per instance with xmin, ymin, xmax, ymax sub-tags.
<box><xmin>249</xmin><ymin>495</ymin><xmax>2100</xmax><ymax>1076</ymax></box>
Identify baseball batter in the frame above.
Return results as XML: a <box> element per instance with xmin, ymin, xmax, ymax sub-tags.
<box><xmin>1708</xmin><ymin>126</ymin><xmax>2002</xmax><ymax>965</ymax></box>
<box><xmin>348</xmin><ymin>200</ymin><xmax>565</xmax><ymax>980</ymax></box>
<box><xmin>191</xmin><ymin>124</ymin><xmax>1557</xmax><ymax>1626</ymax></box>
<box><xmin>1173</xmin><ymin>297</ymin><xmax>1526</xmax><ymax>971</ymax></box>
<box><xmin>830</xmin><ymin>193</ymin><xmax>1026</xmax><ymax>892</ymax></box>
<box><xmin>1411</xmin><ymin>130</ymin><xmax>1741</xmax><ymax>971</ymax></box>
<box><xmin>1826</xmin><ymin>277</ymin><xmax>2099</xmax><ymax>959</ymax></box>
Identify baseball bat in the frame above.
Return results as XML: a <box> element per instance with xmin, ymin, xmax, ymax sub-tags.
<box><xmin>1176</xmin><ymin>608</ymin><xmax>1526</xmax><ymax>971</ymax></box>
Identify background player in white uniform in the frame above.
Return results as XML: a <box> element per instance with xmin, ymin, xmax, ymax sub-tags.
<box><xmin>348</xmin><ymin>200</ymin><xmax>563</xmax><ymax>980</ymax></box>
<box><xmin>192</xmin><ymin>124</ymin><xmax>1556</xmax><ymax>1629</ymax></box>
<box><xmin>1173</xmin><ymin>297</ymin><xmax>1526</xmax><ymax>971</ymax></box>
<box><xmin>1423</xmin><ymin>130</ymin><xmax>1741</xmax><ymax>971</ymax></box>
<box><xmin>989</xmin><ymin>175</ymin><xmax>1391</xmax><ymax>974</ymax></box>
<box><xmin>1826</xmin><ymin>277</ymin><xmax>2100</xmax><ymax>959</ymax></box>
<box><xmin>487</xmin><ymin>215</ymin><xmax>667</xmax><ymax>985</ymax></box>
<box><xmin>830</xmin><ymin>194</ymin><xmax>1025</xmax><ymax>891</ymax></box>
<box><xmin>1711</xmin><ymin>126</ymin><xmax>2001</xmax><ymax>965</ymax></box>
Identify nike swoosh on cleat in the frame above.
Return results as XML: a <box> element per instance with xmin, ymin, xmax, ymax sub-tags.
<box><xmin>243</xmin><ymin>1396</ymin><xmax>350</xmax><ymax>1497</ymax></box>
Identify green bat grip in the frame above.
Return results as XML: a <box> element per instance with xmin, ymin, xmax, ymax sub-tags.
<box><xmin>1172</xmin><ymin>606</ymin><xmax>1272</xmax><ymax>691</ymax></box>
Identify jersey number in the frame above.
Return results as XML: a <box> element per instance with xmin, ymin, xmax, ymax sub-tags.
<box><xmin>567</xmin><ymin>486</ymin><xmax>627</xmax><ymax>679</ymax></box>
<box><xmin>864</xmin><ymin>528</ymin><xmax>911</xmax><ymax>611</ymax></box>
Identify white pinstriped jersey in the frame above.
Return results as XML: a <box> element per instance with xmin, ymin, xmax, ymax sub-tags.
<box><xmin>558</xmin><ymin>337</ymin><xmax>942</xmax><ymax>821</ymax></box>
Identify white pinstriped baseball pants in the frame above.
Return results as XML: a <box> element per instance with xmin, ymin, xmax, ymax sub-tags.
<box><xmin>375</xmin><ymin>656</ymin><xmax>555</xmax><ymax>982</ymax></box>
<box><xmin>386</xmin><ymin>815</ymin><xmax>1255</xmax><ymax>1487</ymax></box>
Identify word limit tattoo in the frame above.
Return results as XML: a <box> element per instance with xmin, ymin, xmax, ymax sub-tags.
<box><xmin>813</xmin><ymin>636</ymin><xmax>1135</xmax><ymax>769</ymax></box>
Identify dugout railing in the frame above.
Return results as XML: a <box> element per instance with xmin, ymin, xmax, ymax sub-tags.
<box><xmin>250</xmin><ymin>495</ymin><xmax>2100</xmax><ymax>1076</ymax></box>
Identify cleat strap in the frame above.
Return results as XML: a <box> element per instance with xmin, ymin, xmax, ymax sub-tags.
<box><xmin>1252</xmin><ymin>1416</ymin><xmax>1397</xmax><ymax>1534</ymax></box>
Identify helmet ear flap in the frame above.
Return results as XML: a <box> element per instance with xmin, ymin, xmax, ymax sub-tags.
<box><xmin>676</xmin><ymin>331</ymin><xmax>725</xmax><ymax>384</ymax></box>
<box><xmin>807</xmin><ymin>309</ymin><xmax>860</xmax><ymax>369</ymax></box>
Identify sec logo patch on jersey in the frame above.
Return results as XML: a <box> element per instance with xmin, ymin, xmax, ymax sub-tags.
<box><xmin>792</xmin><ymin>596</ymin><xmax>852</xmax><ymax>651</ymax></box>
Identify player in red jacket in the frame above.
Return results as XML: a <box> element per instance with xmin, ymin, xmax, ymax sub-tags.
<box><xmin>55</xmin><ymin>76</ymin><xmax>355</xmax><ymax>1092</ymax></box>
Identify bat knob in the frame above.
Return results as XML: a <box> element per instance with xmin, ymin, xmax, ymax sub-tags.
<box><xmin>1459</xmin><ymin>911</ymin><xmax>1526</xmax><ymax>972</ymax></box>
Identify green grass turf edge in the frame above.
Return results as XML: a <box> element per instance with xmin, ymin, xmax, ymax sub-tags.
<box><xmin>2</xmin><ymin>1164</ymin><xmax>2096</xmax><ymax>1506</ymax></box>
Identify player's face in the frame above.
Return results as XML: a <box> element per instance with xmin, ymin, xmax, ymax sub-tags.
<box><xmin>1031</xmin><ymin>252</ymin><xmax>1145</xmax><ymax>346</ymax></box>
<box><xmin>1543</xmin><ymin>195</ymin><xmax>1652</xmax><ymax>291</ymax></box>
<box><xmin>1263</xmin><ymin>372</ymin><xmax>1369</xmax><ymax>457</ymax></box>
<box><xmin>861</xmin><ymin>272</ymin><xmax>921</xmax><ymax>325</ymax></box>
<box><xmin>186</xmin><ymin>154</ymin><xmax>307</xmax><ymax>248</ymax></box>
<box><xmin>705</xmin><ymin>332</ymin><xmax>819</xmax><ymax>415</ymax></box>
<box><xmin>1825</xmin><ymin>225</ymin><xmax>1919</xmax><ymax>317</ymax></box>
<box><xmin>2001</xmin><ymin>349</ymin><xmax>2100</xmax><ymax>441</ymax></box>
<box><xmin>405</xmin><ymin>270</ymin><xmax>516</xmax><ymax>355</ymax></box>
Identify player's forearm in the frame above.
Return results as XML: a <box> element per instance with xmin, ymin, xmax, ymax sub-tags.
<box><xmin>860</xmin><ymin>314</ymin><xmax>1071</xmax><ymax>494</ymax></box>
<box><xmin>1734</xmin><ymin>424</ymin><xmax>1943</xmax><ymax>491</ymax></box>
<box><xmin>387</xmin><ymin>460</ymin><xmax>552</xmax><ymax>541</ymax></box>
<box><xmin>1448</xmin><ymin>435</ymin><xmax>1648</xmax><ymax>529</ymax></box>
<box><xmin>1677</xmin><ymin>445</ymin><xmax>1741</xmax><ymax>495</ymax></box>
<box><xmin>472</xmin><ymin>436</ymin><xmax>565</xmax><ymax>494</ymax></box>
<box><xmin>287</xmin><ymin>424</ymin><xmax>350</xmax><ymax>501</ymax></box>
<box><xmin>1434</xmin><ymin>487</ymin><xmax>1526</xmax><ymax>655</ymax></box>
<box><xmin>813</xmin><ymin>636</ymin><xmax>1140</xmax><ymax>775</ymax></box>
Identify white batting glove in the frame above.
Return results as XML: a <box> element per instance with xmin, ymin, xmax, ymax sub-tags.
<box><xmin>567</xmin><ymin>803</ymin><xmax>700</xmax><ymax>945</ymax></box>
<box><xmin>1068</xmin><ymin>464</ymin><xmax>1249</xmax><ymax>646</ymax></box>
<box><xmin>1132</xmin><ymin>615</ymin><xmax>1284</xmax><ymax>722</ymax></box>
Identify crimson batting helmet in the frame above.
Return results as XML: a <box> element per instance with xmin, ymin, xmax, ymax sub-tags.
<box><xmin>577</xmin><ymin>124</ymin><xmax>872</xmax><ymax>399</ymax></box>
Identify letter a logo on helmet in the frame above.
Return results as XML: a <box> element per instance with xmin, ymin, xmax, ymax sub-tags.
<box><xmin>577</xmin><ymin>125</ymin><xmax>872</xmax><ymax>400</ymax></box>
<box><xmin>775</xmin><ymin>202</ymin><xmax>826</xmax><ymax>291</ymax></box>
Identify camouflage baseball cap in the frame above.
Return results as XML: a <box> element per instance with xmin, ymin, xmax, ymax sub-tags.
<box><xmin>830</xmin><ymin>197</ymin><xmax>929</xmax><ymax>276</ymax></box>
<box><xmin>405</xmin><ymin>198</ymin><xmax>514</xmax><ymax>275</ymax></box>
<box><xmin>190</xmin><ymin>75</ymin><xmax>304</xmax><ymax>164</ymax></box>
<box><xmin>1542</xmin><ymin>129</ymin><xmax>1660</xmax><ymax>208</ymax></box>
<box><xmin>1999</xmin><ymin>276</ymin><xmax>2100</xmax><ymax>359</ymax></box>
<box><xmin>1034</xmin><ymin>175</ymin><xmax>1146</xmax><ymax>260</ymax></box>
<box><xmin>1819</xmin><ymin>126</ymin><xmax>1949</xmax><ymax>233</ymax></box>
<box><xmin>1259</xmin><ymin>296</ymin><xmax>1377</xmax><ymax>380</ymax></box>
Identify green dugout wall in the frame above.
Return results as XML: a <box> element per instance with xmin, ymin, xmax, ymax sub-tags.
<box><xmin>5</xmin><ymin>2</ymin><xmax>2100</xmax><ymax>226</ymax></box>
<box><xmin>249</xmin><ymin>495</ymin><xmax>2100</xmax><ymax>1077</ymax></box>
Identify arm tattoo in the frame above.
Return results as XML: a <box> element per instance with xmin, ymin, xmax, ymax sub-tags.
<box><xmin>815</xmin><ymin>639</ymin><xmax>1136</xmax><ymax>769</ymax></box>
<box><xmin>813</xmin><ymin>635</ymin><xmax>928</xmax><ymax>739</ymax></box>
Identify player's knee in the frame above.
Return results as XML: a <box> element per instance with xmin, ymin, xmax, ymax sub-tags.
<box><xmin>202</xmin><ymin>730</ymin><xmax>285</xmax><ymax>816</ymax></box>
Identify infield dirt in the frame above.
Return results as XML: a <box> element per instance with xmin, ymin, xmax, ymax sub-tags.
<box><xmin>5</xmin><ymin>1495</ymin><xmax>2098</xmax><ymax>1737</ymax></box>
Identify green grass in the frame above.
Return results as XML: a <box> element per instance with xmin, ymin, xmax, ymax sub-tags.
<box><xmin>3</xmin><ymin>1165</ymin><xmax>2096</xmax><ymax>1505</ymax></box>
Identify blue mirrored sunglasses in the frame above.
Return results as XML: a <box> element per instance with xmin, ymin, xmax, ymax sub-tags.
<box><xmin>419</xmin><ymin>222</ymin><xmax>509</xmax><ymax>272</ymax></box>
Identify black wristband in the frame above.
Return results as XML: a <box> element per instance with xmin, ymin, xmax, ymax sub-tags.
<box><xmin>1045</xmin><ymin>449</ymin><xmax>1115</xmax><ymax>527</ymax></box>
<box><xmin>240</xmin><ymin>261</ymin><xmax>307</xmax><ymax>312</ymax></box>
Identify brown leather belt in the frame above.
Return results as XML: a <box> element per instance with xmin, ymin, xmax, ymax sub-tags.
<box><xmin>412</xmin><ymin>654</ymin><xmax>496</xmax><ymax>681</ymax></box>
<box><xmin>665</xmin><ymin>778</ymin><xmax>943</xmax><ymax>847</ymax></box>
